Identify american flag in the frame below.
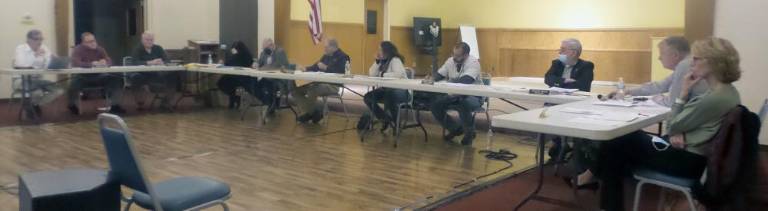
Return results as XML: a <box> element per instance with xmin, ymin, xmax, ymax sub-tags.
<box><xmin>307</xmin><ymin>0</ymin><xmax>323</xmax><ymax>45</ymax></box>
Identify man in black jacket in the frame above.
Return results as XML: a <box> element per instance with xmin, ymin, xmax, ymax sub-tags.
<box><xmin>293</xmin><ymin>38</ymin><xmax>350</xmax><ymax>123</ymax></box>
<box><xmin>544</xmin><ymin>38</ymin><xmax>594</xmax><ymax>92</ymax></box>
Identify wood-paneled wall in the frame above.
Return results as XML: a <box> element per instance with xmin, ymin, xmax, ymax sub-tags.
<box><xmin>279</xmin><ymin>21</ymin><xmax>367</xmax><ymax>75</ymax></box>
<box><xmin>276</xmin><ymin>12</ymin><xmax>683</xmax><ymax>83</ymax></box>
<box><xmin>391</xmin><ymin>27</ymin><xmax>683</xmax><ymax>83</ymax></box>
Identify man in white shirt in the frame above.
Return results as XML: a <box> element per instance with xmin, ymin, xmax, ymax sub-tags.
<box><xmin>430</xmin><ymin>42</ymin><xmax>484</xmax><ymax>145</ymax></box>
<box><xmin>12</xmin><ymin>29</ymin><xmax>64</xmax><ymax>115</ymax></box>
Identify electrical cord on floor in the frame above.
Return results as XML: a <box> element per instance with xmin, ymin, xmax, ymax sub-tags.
<box><xmin>452</xmin><ymin>149</ymin><xmax>517</xmax><ymax>189</ymax></box>
<box><xmin>1</xmin><ymin>183</ymin><xmax>19</xmax><ymax>196</ymax></box>
<box><xmin>395</xmin><ymin>149</ymin><xmax>518</xmax><ymax>210</ymax></box>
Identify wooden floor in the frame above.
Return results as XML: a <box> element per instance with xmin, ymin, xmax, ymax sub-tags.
<box><xmin>0</xmin><ymin>108</ymin><xmax>539</xmax><ymax>210</ymax></box>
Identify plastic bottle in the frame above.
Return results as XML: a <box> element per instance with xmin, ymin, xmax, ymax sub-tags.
<box><xmin>615</xmin><ymin>77</ymin><xmax>626</xmax><ymax>100</ymax></box>
<box><xmin>344</xmin><ymin>60</ymin><xmax>351</xmax><ymax>75</ymax></box>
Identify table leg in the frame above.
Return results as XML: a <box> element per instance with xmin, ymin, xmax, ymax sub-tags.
<box><xmin>19</xmin><ymin>75</ymin><xmax>40</xmax><ymax>122</ymax></box>
<box><xmin>514</xmin><ymin>134</ymin><xmax>582</xmax><ymax>210</ymax></box>
<box><xmin>514</xmin><ymin>133</ymin><xmax>546</xmax><ymax>211</ymax></box>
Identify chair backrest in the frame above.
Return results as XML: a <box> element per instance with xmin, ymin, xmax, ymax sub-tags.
<box><xmin>480</xmin><ymin>72</ymin><xmax>492</xmax><ymax>86</ymax></box>
<box><xmin>405</xmin><ymin>68</ymin><xmax>415</xmax><ymax>79</ymax></box>
<box><xmin>98</xmin><ymin>114</ymin><xmax>163</xmax><ymax>210</ymax></box>
<box><xmin>759</xmin><ymin>98</ymin><xmax>768</xmax><ymax>122</ymax></box>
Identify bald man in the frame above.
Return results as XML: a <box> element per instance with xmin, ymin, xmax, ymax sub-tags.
<box><xmin>128</xmin><ymin>32</ymin><xmax>178</xmax><ymax>111</ymax></box>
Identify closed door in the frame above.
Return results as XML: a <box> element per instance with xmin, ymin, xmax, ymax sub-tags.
<box><xmin>362</xmin><ymin>0</ymin><xmax>384</xmax><ymax>75</ymax></box>
<box><xmin>220</xmin><ymin>0</ymin><xmax>259</xmax><ymax>53</ymax></box>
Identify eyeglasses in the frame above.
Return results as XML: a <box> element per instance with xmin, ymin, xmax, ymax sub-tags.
<box><xmin>692</xmin><ymin>56</ymin><xmax>706</xmax><ymax>62</ymax></box>
<box><xmin>29</xmin><ymin>37</ymin><xmax>43</xmax><ymax>41</ymax></box>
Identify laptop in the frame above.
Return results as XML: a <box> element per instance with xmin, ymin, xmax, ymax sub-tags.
<box><xmin>46</xmin><ymin>57</ymin><xmax>70</xmax><ymax>70</ymax></box>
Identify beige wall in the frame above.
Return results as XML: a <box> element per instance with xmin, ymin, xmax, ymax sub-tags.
<box><xmin>0</xmin><ymin>0</ymin><xmax>58</xmax><ymax>98</ymax></box>
<box><xmin>290</xmin><ymin>0</ymin><xmax>364</xmax><ymax>23</ymax></box>
<box><xmin>714</xmin><ymin>0</ymin><xmax>768</xmax><ymax>145</ymax></box>
<box><xmin>388</xmin><ymin>0</ymin><xmax>684</xmax><ymax>28</ymax></box>
<box><xmin>258</xmin><ymin>0</ymin><xmax>276</xmax><ymax>51</ymax></box>
<box><xmin>146</xmin><ymin>0</ymin><xmax>220</xmax><ymax>49</ymax></box>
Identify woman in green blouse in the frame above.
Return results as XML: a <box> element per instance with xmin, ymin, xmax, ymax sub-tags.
<box><xmin>588</xmin><ymin>37</ymin><xmax>743</xmax><ymax>211</ymax></box>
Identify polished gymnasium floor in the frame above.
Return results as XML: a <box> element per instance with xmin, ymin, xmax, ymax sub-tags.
<box><xmin>0</xmin><ymin>97</ymin><xmax>540</xmax><ymax>210</ymax></box>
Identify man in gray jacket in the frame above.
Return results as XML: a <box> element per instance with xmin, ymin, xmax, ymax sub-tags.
<box><xmin>610</xmin><ymin>36</ymin><xmax>707</xmax><ymax>106</ymax></box>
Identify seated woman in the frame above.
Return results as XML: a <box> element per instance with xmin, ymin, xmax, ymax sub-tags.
<box><xmin>357</xmin><ymin>41</ymin><xmax>409</xmax><ymax>131</ymax></box>
<box><xmin>586</xmin><ymin>37</ymin><xmax>742</xmax><ymax>211</ymax></box>
<box><xmin>217</xmin><ymin>41</ymin><xmax>255</xmax><ymax>109</ymax></box>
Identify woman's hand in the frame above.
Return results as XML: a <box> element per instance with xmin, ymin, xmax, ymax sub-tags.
<box><xmin>670</xmin><ymin>134</ymin><xmax>686</xmax><ymax>149</ymax></box>
<box><xmin>680</xmin><ymin>72</ymin><xmax>701</xmax><ymax>101</ymax></box>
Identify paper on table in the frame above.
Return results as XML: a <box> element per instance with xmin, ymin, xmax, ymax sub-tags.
<box><xmin>592</xmin><ymin>100</ymin><xmax>635</xmax><ymax>107</ymax></box>
<box><xmin>568</xmin><ymin>117</ymin><xmax>622</xmax><ymax>126</ymax></box>
<box><xmin>559</xmin><ymin>107</ymin><xmax>639</xmax><ymax>122</ymax></box>
<box><xmin>549</xmin><ymin>87</ymin><xmax>579</xmax><ymax>93</ymax></box>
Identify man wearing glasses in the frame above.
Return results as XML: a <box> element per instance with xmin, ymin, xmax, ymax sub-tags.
<box><xmin>544</xmin><ymin>38</ymin><xmax>594</xmax><ymax>92</ymax></box>
<box><xmin>12</xmin><ymin>29</ymin><xmax>64</xmax><ymax>116</ymax></box>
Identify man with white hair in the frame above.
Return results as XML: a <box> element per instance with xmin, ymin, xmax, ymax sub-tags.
<box><xmin>128</xmin><ymin>32</ymin><xmax>178</xmax><ymax>111</ymax></box>
<box><xmin>609</xmin><ymin>36</ymin><xmax>707</xmax><ymax>106</ymax></box>
<box><xmin>12</xmin><ymin>29</ymin><xmax>64</xmax><ymax>116</ymax></box>
<box><xmin>293</xmin><ymin>38</ymin><xmax>350</xmax><ymax>123</ymax></box>
<box><xmin>252</xmin><ymin>38</ymin><xmax>290</xmax><ymax>114</ymax></box>
<box><xmin>544</xmin><ymin>38</ymin><xmax>594</xmax><ymax>161</ymax></box>
<box><xmin>544</xmin><ymin>38</ymin><xmax>594</xmax><ymax>92</ymax></box>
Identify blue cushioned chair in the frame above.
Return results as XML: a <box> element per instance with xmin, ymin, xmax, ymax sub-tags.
<box><xmin>98</xmin><ymin>113</ymin><xmax>231</xmax><ymax>211</ymax></box>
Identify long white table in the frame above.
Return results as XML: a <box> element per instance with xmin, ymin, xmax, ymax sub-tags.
<box><xmin>0</xmin><ymin>66</ymin><xmax>186</xmax><ymax>75</ymax></box>
<box><xmin>0</xmin><ymin>66</ymin><xmax>187</xmax><ymax>121</ymax></box>
<box><xmin>491</xmin><ymin>99</ymin><xmax>670</xmax><ymax>210</ymax></box>
<box><xmin>196</xmin><ymin>67</ymin><xmax>592</xmax><ymax>105</ymax></box>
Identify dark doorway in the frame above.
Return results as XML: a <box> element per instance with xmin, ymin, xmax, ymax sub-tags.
<box><xmin>220</xmin><ymin>0</ymin><xmax>258</xmax><ymax>52</ymax></box>
<box><xmin>74</xmin><ymin>0</ymin><xmax>144</xmax><ymax>65</ymax></box>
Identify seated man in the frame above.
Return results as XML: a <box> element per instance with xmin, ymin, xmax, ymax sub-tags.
<box><xmin>544</xmin><ymin>38</ymin><xmax>594</xmax><ymax>92</ymax></box>
<box><xmin>128</xmin><ymin>32</ymin><xmax>178</xmax><ymax>111</ymax></box>
<box><xmin>544</xmin><ymin>38</ymin><xmax>594</xmax><ymax>159</ymax></box>
<box><xmin>292</xmin><ymin>38</ymin><xmax>349</xmax><ymax>124</ymax></box>
<box><xmin>430</xmin><ymin>42</ymin><xmax>484</xmax><ymax>146</ymax></box>
<box><xmin>67</xmin><ymin>32</ymin><xmax>125</xmax><ymax>114</ymax></box>
<box><xmin>252</xmin><ymin>38</ymin><xmax>289</xmax><ymax>114</ymax></box>
<box><xmin>12</xmin><ymin>29</ymin><xmax>64</xmax><ymax>115</ymax></box>
<box><xmin>610</xmin><ymin>36</ymin><xmax>708</xmax><ymax>106</ymax></box>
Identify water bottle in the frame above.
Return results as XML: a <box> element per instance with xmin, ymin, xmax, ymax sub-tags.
<box><xmin>344</xmin><ymin>60</ymin><xmax>351</xmax><ymax>76</ymax></box>
<box><xmin>615</xmin><ymin>77</ymin><xmax>626</xmax><ymax>100</ymax></box>
<box><xmin>207</xmin><ymin>53</ymin><xmax>213</xmax><ymax>64</ymax></box>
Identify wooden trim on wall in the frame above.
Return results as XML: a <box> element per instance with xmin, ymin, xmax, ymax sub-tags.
<box><xmin>685</xmin><ymin>0</ymin><xmax>715</xmax><ymax>41</ymax></box>
<box><xmin>54</xmin><ymin>0</ymin><xmax>70</xmax><ymax>56</ymax></box>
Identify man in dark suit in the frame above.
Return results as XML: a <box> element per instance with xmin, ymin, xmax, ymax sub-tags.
<box><xmin>543</xmin><ymin>38</ymin><xmax>595</xmax><ymax>161</ymax></box>
<box><xmin>544</xmin><ymin>38</ymin><xmax>594</xmax><ymax>92</ymax></box>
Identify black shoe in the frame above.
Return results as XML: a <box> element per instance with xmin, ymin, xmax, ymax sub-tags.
<box><xmin>357</xmin><ymin>114</ymin><xmax>372</xmax><ymax>130</ymax></box>
<box><xmin>68</xmin><ymin>105</ymin><xmax>80</xmax><ymax>115</ymax></box>
<box><xmin>444</xmin><ymin>129</ymin><xmax>464</xmax><ymax>142</ymax></box>
<box><xmin>380</xmin><ymin>121</ymin><xmax>392</xmax><ymax>133</ymax></box>
<box><xmin>460</xmin><ymin>132</ymin><xmax>476</xmax><ymax>146</ymax></box>
<box><xmin>109</xmin><ymin>105</ymin><xmax>127</xmax><ymax>114</ymax></box>
<box><xmin>311</xmin><ymin>111</ymin><xmax>324</xmax><ymax>124</ymax></box>
<box><xmin>297</xmin><ymin>113</ymin><xmax>313</xmax><ymax>123</ymax></box>
<box><xmin>228</xmin><ymin>96</ymin><xmax>238</xmax><ymax>109</ymax></box>
<box><xmin>33</xmin><ymin>105</ymin><xmax>42</xmax><ymax>116</ymax></box>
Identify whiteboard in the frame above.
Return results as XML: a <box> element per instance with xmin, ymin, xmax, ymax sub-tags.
<box><xmin>459</xmin><ymin>25</ymin><xmax>480</xmax><ymax>59</ymax></box>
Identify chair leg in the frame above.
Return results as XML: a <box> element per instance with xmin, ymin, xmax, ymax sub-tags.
<box><xmin>633</xmin><ymin>181</ymin><xmax>646</xmax><ymax>211</ymax></box>
<box><xmin>322</xmin><ymin>96</ymin><xmax>329</xmax><ymax>124</ymax></box>
<box><xmin>338</xmin><ymin>96</ymin><xmax>349</xmax><ymax>121</ymax></box>
<box><xmin>394</xmin><ymin>106</ymin><xmax>403</xmax><ymax>148</ymax></box>
<box><xmin>657</xmin><ymin>188</ymin><xmax>667</xmax><ymax>211</ymax></box>
<box><xmin>123</xmin><ymin>200</ymin><xmax>134</xmax><ymax>211</ymax></box>
<box><xmin>683</xmin><ymin>191</ymin><xmax>697</xmax><ymax>211</ymax></box>
<box><xmin>221</xmin><ymin>202</ymin><xmax>230</xmax><ymax>211</ymax></box>
<box><xmin>415</xmin><ymin>110</ymin><xmax>428</xmax><ymax>142</ymax></box>
<box><xmin>554</xmin><ymin>137</ymin><xmax>568</xmax><ymax>176</ymax></box>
